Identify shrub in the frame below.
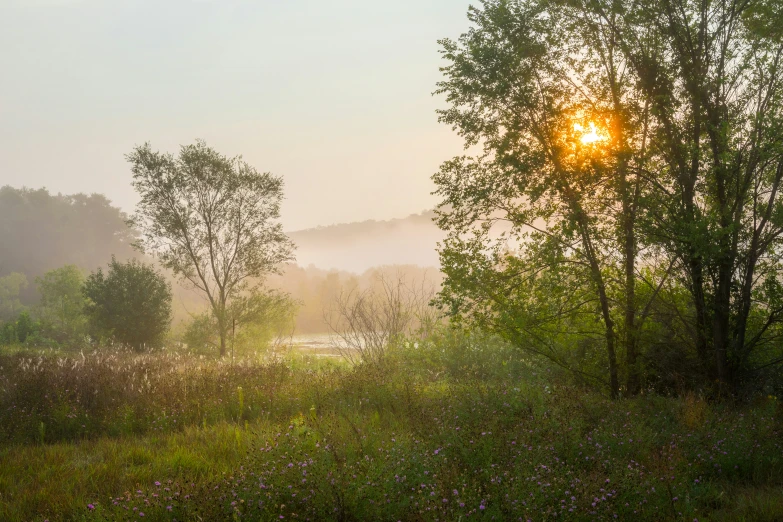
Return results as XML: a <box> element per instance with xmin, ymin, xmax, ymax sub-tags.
<box><xmin>83</xmin><ymin>257</ymin><xmax>172</xmax><ymax>350</ymax></box>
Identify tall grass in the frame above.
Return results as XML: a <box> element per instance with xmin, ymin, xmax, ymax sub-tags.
<box><xmin>1</xmin><ymin>331</ymin><xmax>781</xmax><ymax>521</ymax></box>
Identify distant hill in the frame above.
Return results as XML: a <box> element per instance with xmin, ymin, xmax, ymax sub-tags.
<box><xmin>287</xmin><ymin>211</ymin><xmax>444</xmax><ymax>272</ymax></box>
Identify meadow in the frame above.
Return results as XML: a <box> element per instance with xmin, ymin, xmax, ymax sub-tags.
<box><xmin>1</xmin><ymin>330</ymin><xmax>781</xmax><ymax>522</ymax></box>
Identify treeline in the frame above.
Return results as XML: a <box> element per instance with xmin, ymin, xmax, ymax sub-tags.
<box><xmin>0</xmin><ymin>260</ymin><xmax>171</xmax><ymax>349</ymax></box>
<box><xmin>0</xmin><ymin>185</ymin><xmax>443</xmax><ymax>347</ymax></box>
<box><xmin>0</xmin><ymin>186</ymin><xmax>136</xmax><ymax>304</ymax></box>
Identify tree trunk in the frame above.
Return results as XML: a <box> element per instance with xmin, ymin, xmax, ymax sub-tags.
<box><xmin>624</xmin><ymin>207</ymin><xmax>639</xmax><ymax>395</ymax></box>
<box><xmin>713</xmin><ymin>262</ymin><xmax>732</xmax><ymax>394</ymax></box>
<box><xmin>219</xmin><ymin>329</ymin><xmax>227</xmax><ymax>357</ymax></box>
<box><xmin>602</xmin><ymin>288</ymin><xmax>620</xmax><ymax>400</ymax></box>
<box><xmin>217</xmin><ymin>310</ymin><xmax>227</xmax><ymax>357</ymax></box>
<box><xmin>618</xmin><ymin>150</ymin><xmax>639</xmax><ymax>396</ymax></box>
<box><xmin>580</xmin><ymin>221</ymin><xmax>619</xmax><ymax>399</ymax></box>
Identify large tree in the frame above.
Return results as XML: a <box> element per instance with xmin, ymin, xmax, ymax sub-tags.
<box><xmin>571</xmin><ymin>0</ymin><xmax>783</xmax><ymax>393</ymax></box>
<box><xmin>128</xmin><ymin>140</ymin><xmax>295</xmax><ymax>356</ymax></box>
<box><xmin>434</xmin><ymin>0</ymin><xmax>783</xmax><ymax>397</ymax></box>
<box><xmin>434</xmin><ymin>0</ymin><xmax>656</xmax><ymax>397</ymax></box>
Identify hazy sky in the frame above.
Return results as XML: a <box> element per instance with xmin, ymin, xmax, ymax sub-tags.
<box><xmin>0</xmin><ymin>0</ymin><xmax>471</xmax><ymax>231</ymax></box>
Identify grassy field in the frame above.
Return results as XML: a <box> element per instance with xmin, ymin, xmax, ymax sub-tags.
<box><xmin>1</xmin><ymin>331</ymin><xmax>782</xmax><ymax>521</ymax></box>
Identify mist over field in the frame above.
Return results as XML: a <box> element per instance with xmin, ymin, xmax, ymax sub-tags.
<box><xmin>288</xmin><ymin>211</ymin><xmax>444</xmax><ymax>272</ymax></box>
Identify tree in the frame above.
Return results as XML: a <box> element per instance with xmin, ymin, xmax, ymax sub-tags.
<box><xmin>0</xmin><ymin>272</ymin><xmax>28</xmax><ymax>321</ymax></box>
<box><xmin>434</xmin><ymin>0</ymin><xmax>783</xmax><ymax>397</ymax></box>
<box><xmin>128</xmin><ymin>141</ymin><xmax>295</xmax><ymax>356</ymax></box>
<box><xmin>598</xmin><ymin>0</ymin><xmax>783</xmax><ymax>393</ymax></box>
<box><xmin>15</xmin><ymin>311</ymin><xmax>35</xmax><ymax>344</ymax></box>
<box><xmin>183</xmin><ymin>290</ymin><xmax>297</xmax><ymax>355</ymax></box>
<box><xmin>35</xmin><ymin>265</ymin><xmax>87</xmax><ymax>344</ymax></box>
<box><xmin>433</xmin><ymin>0</ymin><xmax>659</xmax><ymax>398</ymax></box>
<box><xmin>83</xmin><ymin>257</ymin><xmax>172</xmax><ymax>350</ymax></box>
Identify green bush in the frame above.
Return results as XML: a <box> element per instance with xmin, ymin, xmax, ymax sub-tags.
<box><xmin>83</xmin><ymin>257</ymin><xmax>172</xmax><ymax>351</ymax></box>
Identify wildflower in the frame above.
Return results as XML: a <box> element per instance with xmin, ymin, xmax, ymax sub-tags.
<box><xmin>87</xmin><ymin>504</ymin><xmax>95</xmax><ymax>510</ymax></box>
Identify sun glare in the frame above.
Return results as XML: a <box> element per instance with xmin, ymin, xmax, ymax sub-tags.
<box><xmin>573</xmin><ymin>122</ymin><xmax>608</xmax><ymax>145</ymax></box>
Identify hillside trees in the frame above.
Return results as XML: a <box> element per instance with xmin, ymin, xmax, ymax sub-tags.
<box><xmin>0</xmin><ymin>187</ymin><xmax>136</xmax><ymax>301</ymax></box>
<box><xmin>128</xmin><ymin>141</ymin><xmax>295</xmax><ymax>356</ymax></box>
<box><xmin>434</xmin><ymin>0</ymin><xmax>783</xmax><ymax>396</ymax></box>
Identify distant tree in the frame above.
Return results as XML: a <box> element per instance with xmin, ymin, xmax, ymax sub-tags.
<box><xmin>0</xmin><ymin>272</ymin><xmax>28</xmax><ymax>321</ymax></box>
<box><xmin>128</xmin><ymin>140</ymin><xmax>295</xmax><ymax>356</ymax></box>
<box><xmin>83</xmin><ymin>257</ymin><xmax>172</xmax><ymax>350</ymax></box>
<box><xmin>15</xmin><ymin>311</ymin><xmax>35</xmax><ymax>344</ymax></box>
<box><xmin>0</xmin><ymin>310</ymin><xmax>35</xmax><ymax>346</ymax></box>
<box><xmin>0</xmin><ymin>322</ymin><xmax>16</xmax><ymax>345</ymax></box>
<box><xmin>35</xmin><ymin>265</ymin><xmax>87</xmax><ymax>344</ymax></box>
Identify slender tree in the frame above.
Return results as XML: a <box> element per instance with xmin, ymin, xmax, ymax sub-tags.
<box><xmin>128</xmin><ymin>140</ymin><xmax>295</xmax><ymax>356</ymax></box>
<box><xmin>434</xmin><ymin>0</ymin><xmax>659</xmax><ymax>397</ymax></box>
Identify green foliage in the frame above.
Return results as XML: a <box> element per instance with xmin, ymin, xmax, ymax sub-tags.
<box><xmin>0</xmin><ymin>321</ymin><xmax>16</xmax><ymax>345</ymax></box>
<box><xmin>432</xmin><ymin>0</ymin><xmax>783</xmax><ymax>397</ymax></box>
<box><xmin>0</xmin><ymin>272</ymin><xmax>28</xmax><ymax>321</ymax></box>
<box><xmin>0</xmin><ymin>186</ymin><xmax>137</xmax><ymax>303</ymax></box>
<box><xmin>182</xmin><ymin>312</ymin><xmax>217</xmax><ymax>353</ymax></box>
<box><xmin>182</xmin><ymin>289</ymin><xmax>297</xmax><ymax>356</ymax></box>
<box><xmin>0</xmin><ymin>333</ymin><xmax>781</xmax><ymax>521</ymax></box>
<box><xmin>15</xmin><ymin>311</ymin><xmax>35</xmax><ymax>344</ymax></box>
<box><xmin>35</xmin><ymin>265</ymin><xmax>87</xmax><ymax>346</ymax></box>
<box><xmin>83</xmin><ymin>257</ymin><xmax>173</xmax><ymax>350</ymax></box>
<box><xmin>128</xmin><ymin>140</ymin><xmax>295</xmax><ymax>356</ymax></box>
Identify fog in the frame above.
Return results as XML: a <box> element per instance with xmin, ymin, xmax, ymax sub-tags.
<box><xmin>0</xmin><ymin>0</ymin><xmax>471</xmax><ymax>232</ymax></box>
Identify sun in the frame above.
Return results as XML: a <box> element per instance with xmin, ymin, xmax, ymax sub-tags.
<box><xmin>573</xmin><ymin>122</ymin><xmax>608</xmax><ymax>145</ymax></box>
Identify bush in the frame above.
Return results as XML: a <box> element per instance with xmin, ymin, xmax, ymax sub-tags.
<box><xmin>182</xmin><ymin>290</ymin><xmax>297</xmax><ymax>357</ymax></box>
<box><xmin>83</xmin><ymin>257</ymin><xmax>172</xmax><ymax>350</ymax></box>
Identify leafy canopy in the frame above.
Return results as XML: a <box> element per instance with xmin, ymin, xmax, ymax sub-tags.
<box><xmin>127</xmin><ymin>140</ymin><xmax>295</xmax><ymax>355</ymax></box>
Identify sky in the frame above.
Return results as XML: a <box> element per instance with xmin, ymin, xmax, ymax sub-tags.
<box><xmin>0</xmin><ymin>0</ymin><xmax>472</xmax><ymax>231</ymax></box>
